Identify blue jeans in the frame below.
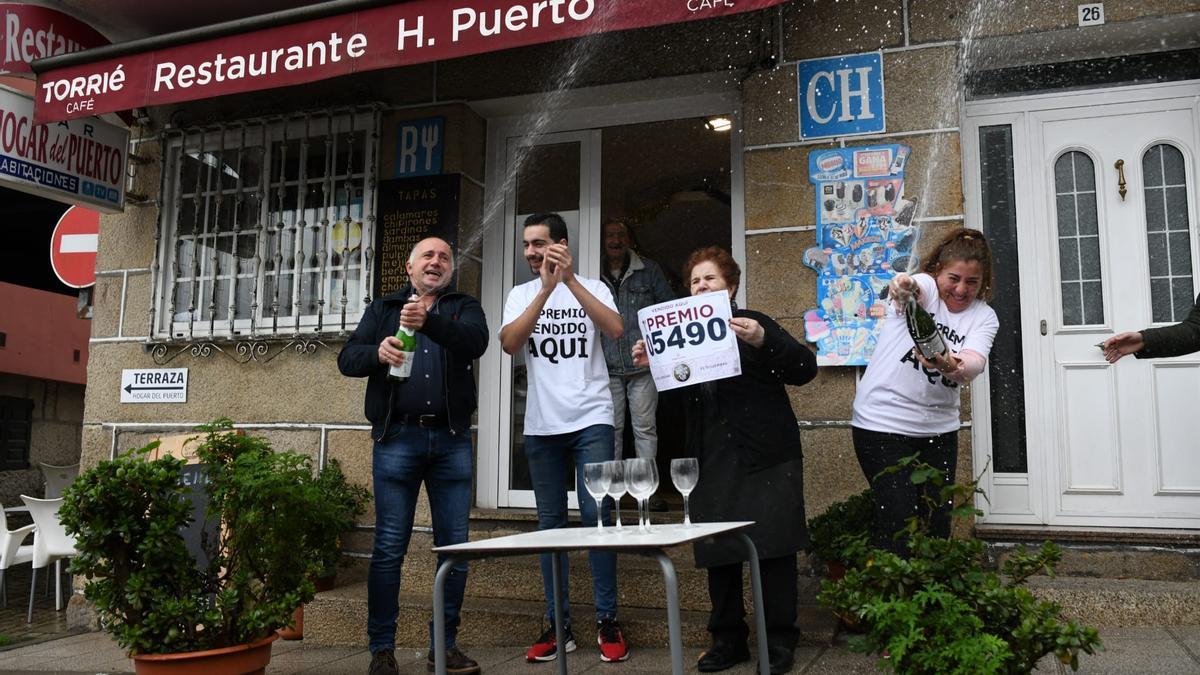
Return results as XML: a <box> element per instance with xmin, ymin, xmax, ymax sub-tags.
<box><xmin>367</xmin><ymin>426</ymin><xmax>473</xmax><ymax>654</ymax></box>
<box><xmin>524</xmin><ymin>424</ymin><xmax>618</xmax><ymax>627</ymax></box>
<box><xmin>609</xmin><ymin>371</ymin><xmax>659</xmax><ymax>460</ymax></box>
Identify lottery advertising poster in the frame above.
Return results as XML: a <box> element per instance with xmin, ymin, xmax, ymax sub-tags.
<box><xmin>801</xmin><ymin>144</ymin><xmax>917</xmax><ymax>365</ymax></box>
<box><xmin>637</xmin><ymin>292</ymin><xmax>741</xmax><ymax>392</ymax></box>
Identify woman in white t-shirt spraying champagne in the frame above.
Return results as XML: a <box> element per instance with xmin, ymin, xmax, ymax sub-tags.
<box><xmin>852</xmin><ymin>228</ymin><xmax>999</xmax><ymax>553</ymax></box>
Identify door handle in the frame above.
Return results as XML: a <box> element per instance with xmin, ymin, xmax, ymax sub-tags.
<box><xmin>1040</xmin><ymin>319</ymin><xmax>1047</xmax><ymax>336</ymax></box>
<box><xmin>1114</xmin><ymin>159</ymin><xmax>1127</xmax><ymax>201</ymax></box>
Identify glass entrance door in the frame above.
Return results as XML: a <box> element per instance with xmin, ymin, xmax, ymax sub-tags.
<box><xmin>483</xmin><ymin>109</ymin><xmax>738</xmax><ymax>510</ymax></box>
<box><xmin>499</xmin><ymin>130</ymin><xmax>598</xmax><ymax>508</ymax></box>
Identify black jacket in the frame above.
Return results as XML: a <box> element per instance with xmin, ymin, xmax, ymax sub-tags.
<box><xmin>1139</xmin><ymin>292</ymin><xmax>1200</xmax><ymax>359</ymax></box>
<box><xmin>686</xmin><ymin>309</ymin><xmax>819</xmax><ymax>566</ymax></box>
<box><xmin>337</xmin><ymin>286</ymin><xmax>488</xmax><ymax>437</ymax></box>
<box><xmin>684</xmin><ymin>309</ymin><xmax>819</xmax><ymax>472</ymax></box>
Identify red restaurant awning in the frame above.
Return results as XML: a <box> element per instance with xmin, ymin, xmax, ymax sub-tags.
<box><xmin>33</xmin><ymin>0</ymin><xmax>787</xmax><ymax>124</ymax></box>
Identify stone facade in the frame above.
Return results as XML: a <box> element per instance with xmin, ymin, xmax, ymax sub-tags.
<box><xmin>78</xmin><ymin>0</ymin><xmax>1200</xmax><ymax>543</ymax></box>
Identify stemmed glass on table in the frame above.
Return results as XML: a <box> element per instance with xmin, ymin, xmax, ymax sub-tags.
<box><xmin>604</xmin><ymin>460</ymin><xmax>626</xmax><ymax>530</ymax></box>
<box><xmin>670</xmin><ymin>458</ymin><xmax>699</xmax><ymax>527</ymax></box>
<box><xmin>582</xmin><ymin>462</ymin><xmax>613</xmax><ymax>535</ymax></box>
<box><xmin>625</xmin><ymin>458</ymin><xmax>656</xmax><ymax>532</ymax></box>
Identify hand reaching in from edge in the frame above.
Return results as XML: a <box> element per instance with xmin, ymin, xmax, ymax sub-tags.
<box><xmin>1101</xmin><ymin>332</ymin><xmax>1144</xmax><ymax>363</ymax></box>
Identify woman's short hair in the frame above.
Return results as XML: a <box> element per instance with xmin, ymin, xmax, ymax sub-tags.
<box><xmin>921</xmin><ymin>228</ymin><xmax>994</xmax><ymax>301</ymax></box>
<box><xmin>683</xmin><ymin>246</ymin><xmax>741</xmax><ymax>291</ymax></box>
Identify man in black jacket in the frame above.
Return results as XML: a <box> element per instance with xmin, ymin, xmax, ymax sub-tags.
<box><xmin>338</xmin><ymin>237</ymin><xmax>488</xmax><ymax>675</ymax></box>
<box><xmin>1103</xmin><ymin>292</ymin><xmax>1200</xmax><ymax>362</ymax></box>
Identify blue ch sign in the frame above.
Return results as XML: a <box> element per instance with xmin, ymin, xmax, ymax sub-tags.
<box><xmin>797</xmin><ymin>53</ymin><xmax>885</xmax><ymax>140</ymax></box>
<box><xmin>395</xmin><ymin>116</ymin><xmax>444</xmax><ymax>177</ymax></box>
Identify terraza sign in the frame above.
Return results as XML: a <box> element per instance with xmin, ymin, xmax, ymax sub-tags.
<box><xmin>35</xmin><ymin>0</ymin><xmax>787</xmax><ymax>123</ymax></box>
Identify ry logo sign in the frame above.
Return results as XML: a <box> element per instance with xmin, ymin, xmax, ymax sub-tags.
<box><xmin>798</xmin><ymin>52</ymin><xmax>885</xmax><ymax>140</ymax></box>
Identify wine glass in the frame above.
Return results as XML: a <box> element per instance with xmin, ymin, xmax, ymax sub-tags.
<box><xmin>670</xmin><ymin>458</ymin><xmax>700</xmax><ymax>526</ymax></box>
<box><xmin>626</xmin><ymin>458</ymin><xmax>655</xmax><ymax>533</ymax></box>
<box><xmin>604</xmin><ymin>460</ymin><xmax>626</xmax><ymax>530</ymax></box>
<box><xmin>623</xmin><ymin>458</ymin><xmax>642</xmax><ymax>529</ymax></box>
<box><xmin>646</xmin><ymin>459</ymin><xmax>660</xmax><ymax>532</ymax></box>
<box><xmin>582</xmin><ymin>462</ymin><xmax>613</xmax><ymax>535</ymax></box>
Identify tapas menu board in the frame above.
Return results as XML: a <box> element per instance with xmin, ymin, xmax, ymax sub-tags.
<box><xmin>373</xmin><ymin>174</ymin><xmax>460</xmax><ymax>299</ymax></box>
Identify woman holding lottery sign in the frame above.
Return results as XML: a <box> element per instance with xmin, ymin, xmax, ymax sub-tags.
<box><xmin>634</xmin><ymin>246</ymin><xmax>817</xmax><ymax>675</ymax></box>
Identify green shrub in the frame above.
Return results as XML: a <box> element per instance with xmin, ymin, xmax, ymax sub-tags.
<box><xmin>60</xmin><ymin>419</ymin><xmax>363</xmax><ymax>655</ymax></box>
<box><xmin>312</xmin><ymin>457</ymin><xmax>370</xmax><ymax>578</ymax></box>
<box><xmin>818</xmin><ymin>454</ymin><xmax>1102</xmax><ymax>673</ymax></box>
<box><xmin>807</xmin><ymin>488</ymin><xmax>874</xmax><ymax>566</ymax></box>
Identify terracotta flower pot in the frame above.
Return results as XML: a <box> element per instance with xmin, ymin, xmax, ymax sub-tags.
<box><xmin>131</xmin><ymin>633</ymin><xmax>278</xmax><ymax>675</ymax></box>
<box><xmin>314</xmin><ymin>573</ymin><xmax>336</xmax><ymax>592</ymax></box>
<box><xmin>826</xmin><ymin>560</ymin><xmax>847</xmax><ymax>582</ymax></box>
<box><xmin>278</xmin><ymin>606</ymin><xmax>304</xmax><ymax>640</ymax></box>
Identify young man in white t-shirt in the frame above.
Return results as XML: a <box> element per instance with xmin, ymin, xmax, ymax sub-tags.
<box><xmin>499</xmin><ymin>213</ymin><xmax>630</xmax><ymax>664</ymax></box>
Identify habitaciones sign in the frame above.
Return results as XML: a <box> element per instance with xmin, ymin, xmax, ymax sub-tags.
<box><xmin>34</xmin><ymin>0</ymin><xmax>787</xmax><ymax>124</ymax></box>
<box><xmin>0</xmin><ymin>87</ymin><xmax>128</xmax><ymax>211</ymax></box>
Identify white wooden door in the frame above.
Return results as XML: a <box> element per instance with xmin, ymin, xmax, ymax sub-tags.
<box><xmin>1034</xmin><ymin>98</ymin><xmax>1200</xmax><ymax>527</ymax></box>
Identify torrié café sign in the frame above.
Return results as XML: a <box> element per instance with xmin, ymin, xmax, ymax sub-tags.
<box><xmin>34</xmin><ymin>0</ymin><xmax>787</xmax><ymax>124</ymax></box>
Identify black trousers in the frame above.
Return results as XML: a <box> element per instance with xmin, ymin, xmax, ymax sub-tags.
<box><xmin>705</xmin><ymin>553</ymin><xmax>798</xmax><ymax>650</ymax></box>
<box><xmin>852</xmin><ymin>426</ymin><xmax>957</xmax><ymax>555</ymax></box>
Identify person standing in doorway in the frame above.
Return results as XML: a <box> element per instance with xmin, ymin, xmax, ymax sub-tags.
<box><xmin>600</xmin><ymin>220</ymin><xmax>675</xmax><ymax>466</ymax></box>
<box><xmin>499</xmin><ymin>213</ymin><xmax>630</xmax><ymax>664</ymax></box>
<box><xmin>851</xmin><ymin>228</ymin><xmax>998</xmax><ymax>554</ymax></box>
<box><xmin>338</xmin><ymin>237</ymin><xmax>488</xmax><ymax>675</ymax></box>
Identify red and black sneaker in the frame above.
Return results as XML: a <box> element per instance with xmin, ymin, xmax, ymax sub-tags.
<box><xmin>525</xmin><ymin>623</ymin><xmax>577</xmax><ymax>662</ymax></box>
<box><xmin>597</xmin><ymin>618</ymin><xmax>630</xmax><ymax>662</ymax></box>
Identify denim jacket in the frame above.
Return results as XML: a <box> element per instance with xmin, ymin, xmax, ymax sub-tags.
<box><xmin>601</xmin><ymin>251</ymin><xmax>675</xmax><ymax>375</ymax></box>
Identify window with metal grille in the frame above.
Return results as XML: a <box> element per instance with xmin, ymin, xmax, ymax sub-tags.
<box><xmin>0</xmin><ymin>396</ymin><xmax>33</xmax><ymax>471</ymax></box>
<box><xmin>153</xmin><ymin>108</ymin><xmax>380</xmax><ymax>341</ymax></box>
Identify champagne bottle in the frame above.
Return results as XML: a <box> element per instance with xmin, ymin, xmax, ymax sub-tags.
<box><xmin>387</xmin><ymin>295</ymin><xmax>420</xmax><ymax>382</ymax></box>
<box><xmin>905</xmin><ymin>295</ymin><xmax>947</xmax><ymax>360</ymax></box>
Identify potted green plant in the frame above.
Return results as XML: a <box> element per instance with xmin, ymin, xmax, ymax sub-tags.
<box><xmin>60</xmin><ymin>419</ymin><xmax>357</xmax><ymax>674</ymax></box>
<box><xmin>807</xmin><ymin>488</ymin><xmax>874</xmax><ymax>580</ymax></box>
<box><xmin>818</xmin><ymin>455</ymin><xmax>1103</xmax><ymax>673</ymax></box>
<box><xmin>278</xmin><ymin>457</ymin><xmax>369</xmax><ymax>640</ymax></box>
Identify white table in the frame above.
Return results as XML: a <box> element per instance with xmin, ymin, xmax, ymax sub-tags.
<box><xmin>431</xmin><ymin>521</ymin><xmax>769</xmax><ymax>675</ymax></box>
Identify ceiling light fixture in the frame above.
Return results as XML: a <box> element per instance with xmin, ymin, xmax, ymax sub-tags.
<box><xmin>705</xmin><ymin>116</ymin><xmax>732</xmax><ymax>132</ymax></box>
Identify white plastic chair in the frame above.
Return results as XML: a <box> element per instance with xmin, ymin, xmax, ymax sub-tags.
<box><xmin>0</xmin><ymin>507</ymin><xmax>34</xmax><ymax>608</ymax></box>
<box><xmin>21</xmin><ymin>496</ymin><xmax>78</xmax><ymax>622</ymax></box>
<box><xmin>39</xmin><ymin>463</ymin><xmax>80</xmax><ymax>499</ymax></box>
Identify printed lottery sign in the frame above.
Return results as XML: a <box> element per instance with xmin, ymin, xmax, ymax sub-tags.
<box><xmin>637</xmin><ymin>292</ymin><xmax>741</xmax><ymax>392</ymax></box>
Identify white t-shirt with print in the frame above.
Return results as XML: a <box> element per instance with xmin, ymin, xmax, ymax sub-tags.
<box><xmin>501</xmin><ymin>277</ymin><xmax>617</xmax><ymax>436</ymax></box>
<box><xmin>852</xmin><ymin>272</ymin><xmax>999</xmax><ymax>436</ymax></box>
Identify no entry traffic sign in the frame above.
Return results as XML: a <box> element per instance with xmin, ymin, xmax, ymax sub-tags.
<box><xmin>50</xmin><ymin>205</ymin><xmax>99</xmax><ymax>288</ymax></box>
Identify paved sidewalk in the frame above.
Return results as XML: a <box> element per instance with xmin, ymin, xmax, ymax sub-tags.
<box><xmin>0</xmin><ymin>626</ymin><xmax>1197</xmax><ymax>674</ymax></box>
